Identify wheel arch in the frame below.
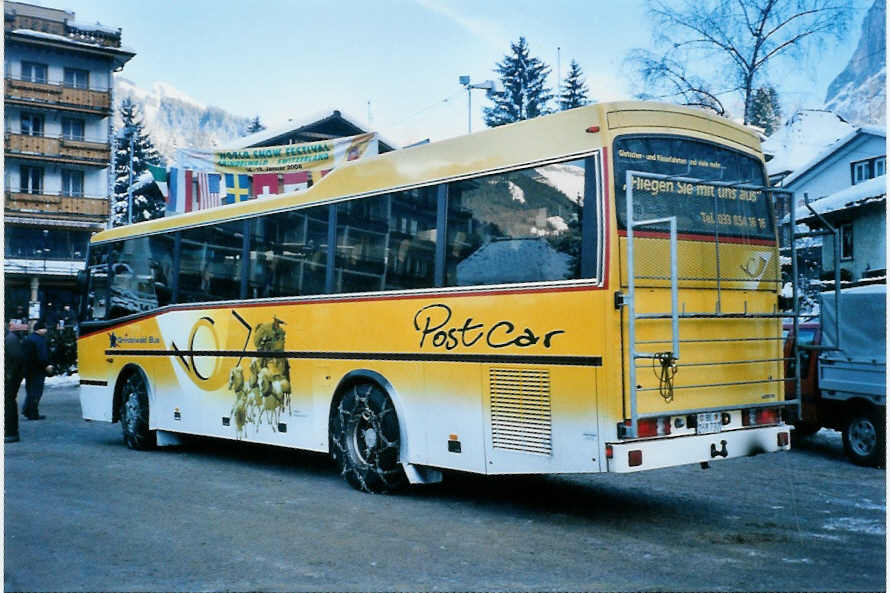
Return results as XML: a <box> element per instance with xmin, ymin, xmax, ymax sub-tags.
<box><xmin>843</xmin><ymin>397</ymin><xmax>883</xmax><ymax>421</ymax></box>
<box><xmin>328</xmin><ymin>369</ymin><xmax>411</xmax><ymax>463</ymax></box>
<box><xmin>112</xmin><ymin>363</ymin><xmax>152</xmax><ymax>423</ymax></box>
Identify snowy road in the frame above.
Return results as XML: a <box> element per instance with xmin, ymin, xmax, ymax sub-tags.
<box><xmin>4</xmin><ymin>383</ymin><xmax>885</xmax><ymax>592</ymax></box>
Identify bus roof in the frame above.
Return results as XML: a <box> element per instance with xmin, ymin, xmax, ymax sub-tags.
<box><xmin>91</xmin><ymin>101</ymin><xmax>762</xmax><ymax>244</ymax></box>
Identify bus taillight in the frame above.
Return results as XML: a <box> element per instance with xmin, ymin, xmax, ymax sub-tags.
<box><xmin>626</xmin><ymin>417</ymin><xmax>671</xmax><ymax>438</ymax></box>
<box><xmin>742</xmin><ymin>407</ymin><xmax>779</xmax><ymax>427</ymax></box>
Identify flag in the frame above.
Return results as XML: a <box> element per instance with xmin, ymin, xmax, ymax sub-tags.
<box><xmin>166</xmin><ymin>167</ymin><xmax>182</xmax><ymax>213</ymax></box>
<box><xmin>197</xmin><ymin>172</ymin><xmax>222</xmax><ymax>209</ymax></box>
<box><xmin>185</xmin><ymin>170</ymin><xmax>194</xmax><ymax>212</ymax></box>
<box><xmin>223</xmin><ymin>173</ymin><xmax>252</xmax><ymax>204</ymax></box>
<box><xmin>252</xmin><ymin>173</ymin><xmax>278</xmax><ymax>199</ymax></box>
<box><xmin>148</xmin><ymin>164</ymin><xmax>168</xmax><ymax>199</ymax></box>
<box><xmin>283</xmin><ymin>171</ymin><xmax>309</xmax><ymax>193</ymax></box>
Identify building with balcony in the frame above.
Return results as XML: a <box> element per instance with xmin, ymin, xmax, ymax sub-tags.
<box><xmin>4</xmin><ymin>1</ymin><xmax>134</xmax><ymax>318</ymax></box>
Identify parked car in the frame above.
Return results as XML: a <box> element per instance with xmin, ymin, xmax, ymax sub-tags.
<box><xmin>784</xmin><ymin>285</ymin><xmax>886</xmax><ymax>467</ymax></box>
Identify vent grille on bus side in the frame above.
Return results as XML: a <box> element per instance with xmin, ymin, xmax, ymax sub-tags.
<box><xmin>489</xmin><ymin>368</ymin><xmax>552</xmax><ymax>456</ymax></box>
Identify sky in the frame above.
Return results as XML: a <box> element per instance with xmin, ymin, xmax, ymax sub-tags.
<box><xmin>33</xmin><ymin>0</ymin><xmax>875</xmax><ymax>147</ymax></box>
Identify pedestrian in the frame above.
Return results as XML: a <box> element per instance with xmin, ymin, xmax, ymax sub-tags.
<box><xmin>22</xmin><ymin>320</ymin><xmax>54</xmax><ymax>421</ymax></box>
<box><xmin>42</xmin><ymin>301</ymin><xmax>59</xmax><ymax>329</ymax></box>
<box><xmin>5</xmin><ymin>321</ymin><xmax>25</xmax><ymax>442</ymax></box>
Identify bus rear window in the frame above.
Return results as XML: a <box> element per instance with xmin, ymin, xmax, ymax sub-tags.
<box><xmin>613</xmin><ymin>136</ymin><xmax>774</xmax><ymax>241</ymax></box>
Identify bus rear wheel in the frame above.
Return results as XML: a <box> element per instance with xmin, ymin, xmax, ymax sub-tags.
<box><xmin>331</xmin><ymin>382</ymin><xmax>407</xmax><ymax>493</ymax></box>
<box><xmin>119</xmin><ymin>370</ymin><xmax>155</xmax><ymax>450</ymax></box>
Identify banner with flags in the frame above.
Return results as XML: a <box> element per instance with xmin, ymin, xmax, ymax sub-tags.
<box><xmin>165</xmin><ymin>132</ymin><xmax>378</xmax><ymax>215</ymax></box>
<box><xmin>177</xmin><ymin>132</ymin><xmax>378</xmax><ymax>175</ymax></box>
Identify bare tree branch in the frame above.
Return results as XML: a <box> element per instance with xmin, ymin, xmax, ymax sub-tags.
<box><xmin>626</xmin><ymin>0</ymin><xmax>853</xmax><ymax>124</ymax></box>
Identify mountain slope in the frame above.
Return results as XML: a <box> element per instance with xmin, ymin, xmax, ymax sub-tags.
<box><xmin>114</xmin><ymin>77</ymin><xmax>251</xmax><ymax>164</ymax></box>
<box><xmin>824</xmin><ymin>0</ymin><xmax>886</xmax><ymax>125</ymax></box>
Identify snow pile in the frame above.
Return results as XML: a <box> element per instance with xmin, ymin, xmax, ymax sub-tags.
<box><xmin>799</xmin><ymin>175</ymin><xmax>886</xmax><ymax>219</ymax></box>
<box><xmin>46</xmin><ymin>372</ymin><xmax>80</xmax><ymax>388</ymax></box>
<box><xmin>762</xmin><ymin>110</ymin><xmax>855</xmax><ymax>177</ymax></box>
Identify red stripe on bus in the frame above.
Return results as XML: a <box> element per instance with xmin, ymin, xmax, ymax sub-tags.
<box><xmin>78</xmin><ymin>283</ymin><xmax>606</xmax><ymax>339</ymax></box>
<box><xmin>616</xmin><ymin>230</ymin><xmax>777</xmax><ymax>246</ymax></box>
<box><xmin>602</xmin><ymin>147</ymin><xmax>611</xmax><ymax>290</ymax></box>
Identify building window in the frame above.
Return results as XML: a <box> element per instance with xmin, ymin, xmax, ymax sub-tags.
<box><xmin>840</xmin><ymin>223</ymin><xmax>854</xmax><ymax>261</ymax></box>
<box><xmin>21</xmin><ymin>61</ymin><xmax>48</xmax><ymax>83</ymax></box>
<box><xmin>851</xmin><ymin>156</ymin><xmax>887</xmax><ymax>184</ymax></box>
<box><xmin>63</xmin><ymin>68</ymin><xmax>89</xmax><ymax>89</ymax></box>
<box><xmin>21</xmin><ymin>112</ymin><xmax>44</xmax><ymax>136</ymax></box>
<box><xmin>20</xmin><ymin>165</ymin><xmax>44</xmax><ymax>194</ymax></box>
<box><xmin>62</xmin><ymin>170</ymin><xmax>84</xmax><ymax>197</ymax></box>
<box><xmin>62</xmin><ymin>118</ymin><xmax>85</xmax><ymax>141</ymax></box>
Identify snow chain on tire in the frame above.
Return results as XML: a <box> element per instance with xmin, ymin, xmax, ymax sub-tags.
<box><xmin>331</xmin><ymin>382</ymin><xmax>408</xmax><ymax>493</ymax></box>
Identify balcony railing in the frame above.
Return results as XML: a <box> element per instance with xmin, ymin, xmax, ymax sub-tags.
<box><xmin>5</xmin><ymin>132</ymin><xmax>111</xmax><ymax>166</ymax></box>
<box><xmin>5</xmin><ymin>76</ymin><xmax>112</xmax><ymax>113</ymax></box>
<box><xmin>6</xmin><ymin>14</ymin><xmax>124</xmax><ymax>49</ymax></box>
<box><xmin>6</xmin><ymin>190</ymin><xmax>109</xmax><ymax>220</ymax></box>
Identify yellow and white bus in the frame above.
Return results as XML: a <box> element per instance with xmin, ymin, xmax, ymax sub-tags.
<box><xmin>77</xmin><ymin>101</ymin><xmax>792</xmax><ymax>493</ymax></box>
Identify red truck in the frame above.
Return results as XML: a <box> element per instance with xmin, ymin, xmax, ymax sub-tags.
<box><xmin>784</xmin><ymin>285</ymin><xmax>886</xmax><ymax>467</ymax></box>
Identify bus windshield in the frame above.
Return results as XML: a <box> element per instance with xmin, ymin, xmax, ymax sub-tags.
<box><xmin>613</xmin><ymin>135</ymin><xmax>774</xmax><ymax>241</ymax></box>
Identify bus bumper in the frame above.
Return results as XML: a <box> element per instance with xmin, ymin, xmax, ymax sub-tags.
<box><xmin>606</xmin><ymin>425</ymin><xmax>791</xmax><ymax>473</ymax></box>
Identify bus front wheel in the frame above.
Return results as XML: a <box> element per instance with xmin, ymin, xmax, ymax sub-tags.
<box><xmin>331</xmin><ymin>382</ymin><xmax>407</xmax><ymax>493</ymax></box>
<box><xmin>118</xmin><ymin>370</ymin><xmax>155</xmax><ymax>450</ymax></box>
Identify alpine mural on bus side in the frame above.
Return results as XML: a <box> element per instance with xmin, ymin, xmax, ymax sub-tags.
<box><xmin>227</xmin><ymin>317</ymin><xmax>292</xmax><ymax>437</ymax></box>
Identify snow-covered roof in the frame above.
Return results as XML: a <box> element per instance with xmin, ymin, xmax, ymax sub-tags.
<box><xmin>780</xmin><ymin>126</ymin><xmax>886</xmax><ymax>188</ymax></box>
<box><xmin>10</xmin><ymin>28</ymin><xmax>135</xmax><ymax>55</ymax></box>
<box><xmin>763</xmin><ymin>110</ymin><xmax>857</xmax><ymax>178</ymax></box>
<box><xmin>220</xmin><ymin>109</ymin><xmax>399</xmax><ymax>151</ymax></box>
<box><xmin>798</xmin><ymin>175</ymin><xmax>886</xmax><ymax>220</ymax></box>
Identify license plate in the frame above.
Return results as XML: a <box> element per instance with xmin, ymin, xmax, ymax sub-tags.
<box><xmin>696</xmin><ymin>412</ymin><xmax>722</xmax><ymax>435</ymax></box>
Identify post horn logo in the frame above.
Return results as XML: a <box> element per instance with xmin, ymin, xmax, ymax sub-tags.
<box><xmin>740</xmin><ymin>253</ymin><xmax>770</xmax><ymax>279</ymax></box>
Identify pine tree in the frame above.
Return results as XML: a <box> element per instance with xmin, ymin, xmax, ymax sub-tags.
<box><xmin>112</xmin><ymin>97</ymin><xmax>164</xmax><ymax>226</ymax></box>
<box><xmin>559</xmin><ymin>59</ymin><xmax>590</xmax><ymax>110</ymax></box>
<box><xmin>245</xmin><ymin>115</ymin><xmax>266</xmax><ymax>135</ymax></box>
<box><xmin>483</xmin><ymin>37</ymin><xmax>553</xmax><ymax>127</ymax></box>
<box><xmin>749</xmin><ymin>86</ymin><xmax>782</xmax><ymax>136</ymax></box>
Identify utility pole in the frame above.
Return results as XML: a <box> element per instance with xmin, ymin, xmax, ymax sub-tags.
<box><xmin>557</xmin><ymin>46</ymin><xmax>561</xmax><ymax>107</ymax></box>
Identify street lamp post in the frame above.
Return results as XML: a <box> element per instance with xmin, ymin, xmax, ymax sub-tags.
<box><xmin>127</xmin><ymin>131</ymin><xmax>135</xmax><ymax>225</ymax></box>
<box><xmin>459</xmin><ymin>76</ymin><xmax>503</xmax><ymax>134</ymax></box>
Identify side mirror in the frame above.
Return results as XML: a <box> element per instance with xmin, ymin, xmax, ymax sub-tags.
<box><xmin>76</xmin><ymin>269</ymin><xmax>88</xmax><ymax>291</ymax></box>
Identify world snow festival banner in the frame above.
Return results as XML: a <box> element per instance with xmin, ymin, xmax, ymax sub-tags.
<box><xmin>176</xmin><ymin>132</ymin><xmax>378</xmax><ymax>174</ymax></box>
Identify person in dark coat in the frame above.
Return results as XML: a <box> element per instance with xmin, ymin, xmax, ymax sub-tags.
<box><xmin>5</xmin><ymin>321</ymin><xmax>25</xmax><ymax>442</ymax></box>
<box><xmin>22</xmin><ymin>320</ymin><xmax>53</xmax><ymax>420</ymax></box>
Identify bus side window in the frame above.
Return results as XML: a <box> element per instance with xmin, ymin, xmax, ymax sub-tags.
<box><xmin>444</xmin><ymin>159</ymin><xmax>590</xmax><ymax>287</ymax></box>
<box><xmin>248</xmin><ymin>205</ymin><xmax>329</xmax><ymax>299</ymax></box>
<box><xmin>179</xmin><ymin>222</ymin><xmax>244</xmax><ymax>303</ymax></box>
<box><xmin>149</xmin><ymin>234</ymin><xmax>175</xmax><ymax>307</ymax></box>
<box><xmin>82</xmin><ymin>244</ymin><xmax>109</xmax><ymax>321</ymax></box>
<box><xmin>107</xmin><ymin>237</ymin><xmax>159</xmax><ymax>319</ymax></box>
